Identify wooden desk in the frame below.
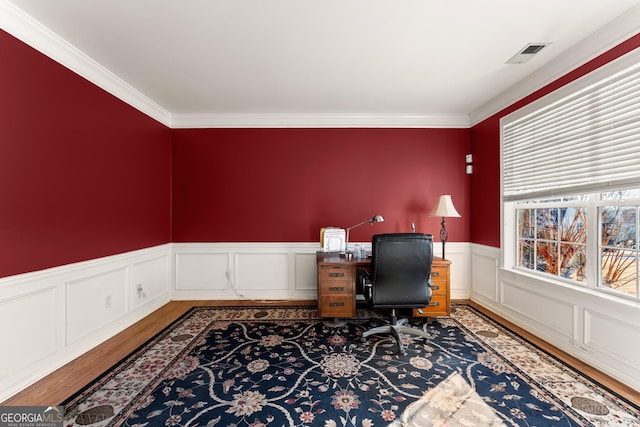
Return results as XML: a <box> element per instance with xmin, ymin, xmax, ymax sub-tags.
<box><xmin>316</xmin><ymin>252</ymin><xmax>451</xmax><ymax>318</ymax></box>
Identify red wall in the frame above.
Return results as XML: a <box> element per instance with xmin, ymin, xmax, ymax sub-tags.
<box><xmin>172</xmin><ymin>128</ymin><xmax>471</xmax><ymax>244</ymax></box>
<box><xmin>9</xmin><ymin>23</ymin><xmax>635</xmax><ymax>277</ymax></box>
<box><xmin>0</xmin><ymin>30</ymin><xmax>172</xmax><ymax>278</ymax></box>
<box><xmin>470</xmin><ymin>34</ymin><xmax>640</xmax><ymax>248</ymax></box>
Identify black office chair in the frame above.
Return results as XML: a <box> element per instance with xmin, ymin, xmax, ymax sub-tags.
<box><xmin>359</xmin><ymin>233</ymin><xmax>433</xmax><ymax>355</ymax></box>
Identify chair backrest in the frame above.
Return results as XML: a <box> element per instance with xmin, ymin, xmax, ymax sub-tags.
<box><xmin>369</xmin><ymin>233</ymin><xmax>433</xmax><ymax>308</ymax></box>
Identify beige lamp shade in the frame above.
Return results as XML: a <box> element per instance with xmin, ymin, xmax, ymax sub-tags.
<box><xmin>430</xmin><ymin>195</ymin><xmax>460</xmax><ymax>217</ymax></box>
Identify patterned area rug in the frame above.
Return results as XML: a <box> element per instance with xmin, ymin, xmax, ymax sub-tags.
<box><xmin>63</xmin><ymin>305</ymin><xmax>639</xmax><ymax>426</ymax></box>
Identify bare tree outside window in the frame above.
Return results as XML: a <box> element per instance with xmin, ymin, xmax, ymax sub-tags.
<box><xmin>600</xmin><ymin>205</ymin><xmax>638</xmax><ymax>296</ymax></box>
<box><xmin>516</xmin><ymin>191</ymin><xmax>640</xmax><ymax>299</ymax></box>
<box><xmin>517</xmin><ymin>206</ymin><xmax>586</xmax><ymax>282</ymax></box>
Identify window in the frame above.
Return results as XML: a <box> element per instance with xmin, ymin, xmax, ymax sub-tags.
<box><xmin>516</xmin><ymin>200</ymin><xmax>587</xmax><ymax>282</ymax></box>
<box><xmin>599</xmin><ymin>191</ymin><xmax>640</xmax><ymax>297</ymax></box>
<box><xmin>502</xmin><ymin>48</ymin><xmax>640</xmax><ymax>301</ymax></box>
<box><xmin>513</xmin><ymin>192</ymin><xmax>640</xmax><ymax>299</ymax></box>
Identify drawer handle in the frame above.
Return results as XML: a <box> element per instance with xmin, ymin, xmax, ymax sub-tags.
<box><xmin>329</xmin><ymin>302</ymin><xmax>345</xmax><ymax>307</ymax></box>
<box><xmin>328</xmin><ymin>272</ymin><xmax>345</xmax><ymax>278</ymax></box>
<box><xmin>430</xmin><ymin>271</ymin><xmax>440</xmax><ymax>278</ymax></box>
<box><xmin>429</xmin><ymin>301</ymin><xmax>440</xmax><ymax>307</ymax></box>
<box><xmin>431</xmin><ymin>285</ymin><xmax>440</xmax><ymax>291</ymax></box>
<box><xmin>329</xmin><ymin>286</ymin><xmax>345</xmax><ymax>292</ymax></box>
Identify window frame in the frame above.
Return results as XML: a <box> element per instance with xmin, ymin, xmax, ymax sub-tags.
<box><xmin>500</xmin><ymin>47</ymin><xmax>640</xmax><ymax>303</ymax></box>
<box><xmin>504</xmin><ymin>193</ymin><xmax>640</xmax><ymax>302</ymax></box>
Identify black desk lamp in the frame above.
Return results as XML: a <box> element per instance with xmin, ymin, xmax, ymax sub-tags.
<box><xmin>344</xmin><ymin>214</ymin><xmax>384</xmax><ymax>255</ymax></box>
<box><xmin>430</xmin><ymin>195</ymin><xmax>460</xmax><ymax>259</ymax></box>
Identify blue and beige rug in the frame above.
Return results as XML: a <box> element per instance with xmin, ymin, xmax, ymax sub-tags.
<box><xmin>63</xmin><ymin>305</ymin><xmax>639</xmax><ymax>426</ymax></box>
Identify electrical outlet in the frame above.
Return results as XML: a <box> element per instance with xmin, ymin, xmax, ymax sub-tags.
<box><xmin>105</xmin><ymin>294</ymin><xmax>112</xmax><ymax>309</ymax></box>
<box><xmin>137</xmin><ymin>283</ymin><xmax>145</xmax><ymax>298</ymax></box>
<box><xmin>225</xmin><ymin>269</ymin><xmax>231</xmax><ymax>280</ymax></box>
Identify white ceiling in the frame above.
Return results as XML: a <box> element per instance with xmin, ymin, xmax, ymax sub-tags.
<box><xmin>2</xmin><ymin>0</ymin><xmax>640</xmax><ymax>127</ymax></box>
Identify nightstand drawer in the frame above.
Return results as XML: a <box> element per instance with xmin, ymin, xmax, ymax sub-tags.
<box><xmin>319</xmin><ymin>266</ymin><xmax>354</xmax><ymax>282</ymax></box>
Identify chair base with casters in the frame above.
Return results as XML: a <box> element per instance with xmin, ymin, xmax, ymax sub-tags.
<box><xmin>361</xmin><ymin>309</ymin><xmax>431</xmax><ymax>355</ymax></box>
<box><xmin>358</xmin><ymin>233</ymin><xmax>434</xmax><ymax>356</ymax></box>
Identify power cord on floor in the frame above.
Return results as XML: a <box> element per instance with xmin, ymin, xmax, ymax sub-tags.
<box><xmin>225</xmin><ymin>269</ymin><xmax>289</xmax><ymax>304</ymax></box>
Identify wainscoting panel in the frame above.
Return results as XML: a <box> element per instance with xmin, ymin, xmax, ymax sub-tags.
<box><xmin>131</xmin><ymin>255</ymin><xmax>171</xmax><ymax>309</ymax></box>
<box><xmin>470</xmin><ymin>244</ymin><xmax>499</xmax><ymax>302</ymax></box>
<box><xmin>440</xmin><ymin>242</ymin><xmax>469</xmax><ymax>300</ymax></box>
<box><xmin>500</xmin><ymin>276</ymin><xmax>576</xmax><ymax>342</ymax></box>
<box><xmin>470</xmin><ymin>243</ymin><xmax>640</xmax><ymax>391</ymax></box>
<box><xmin>175</xmin><ymin>252</ymin><xmax>230</xmax><ymax>290</ymax></box>
<box><xmin>0</xmin><ymin>245</ymin><xmax>172</xmax><ymax>403</ymax></box>
<box><xmin>0</xmin><ymin>286</ymin><xmax>57</xmax><ymax>379</ymax></box>
<box><xmin>294</xmin><ymin>253</ymin><xmax>317</xmax><ymax>291</ymax></box>
<box><xmin>66</xmin><ymin>267</ymin><xmax>128</xmax><ymax>345</ymax></box>
<box><xmin>235</xmin><ymin>252</ymin><xmax>289</xmax><ymax>290</ymax></box>
<box><xmin>584</xmin><ymin>307</ymin><xmax>640</xmax><ymax>379</ymax></box>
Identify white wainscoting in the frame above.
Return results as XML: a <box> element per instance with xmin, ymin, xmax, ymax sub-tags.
<box><xmin>441</xmin><ymin>242</ymin><xmax>469</xmax><ymax>300</ymax></box>
<box><xmin>172</xmin><ymin>242</ymin><xmax>471</xmax><ymax>301</ymax></box>
<box><xmin>172</xmin><ymin>243</ymin><xmax>321</xmax><ymax>301</ymax></box>
<box><xmin>0</xmin><ymin>245</ymin><xmax>172</xmax><ymax>402</ymax></box>
<box><xmin>469</xmin><ymin>243</ymin><xmax>640</xmax><ymax>391</ymax></box>
<box><xmin>0</xmin><ymin>241</ymin><xmax>471</xmax><ymax>402</ymax></box>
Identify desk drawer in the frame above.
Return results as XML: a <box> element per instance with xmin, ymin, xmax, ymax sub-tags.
<box><xmin>318</xmin><ymin>296</ymin><xmax>355</xmax><ymax>317</ymax></box>
<box><xmin>430</xmin><ymin>266</ymin><xmax>449</xmax><ymax>282</ymax></box>
<box><xmin>429</xmin><ymin>281</ymin><xmax>447</xmax><ymax>296</ymax></box>
<box><xmin>318</xmin><ymin>281</ymin><xmax>353</xmax><ymax>296</ymax></box>
<box><xmin>319</xmin><ymin>266</ymin><xmax>354</xmax><ymax>282</ymax></box>
<box><xmin>413</xmin><ymin>294</ymin><xmax>449</xmax><ymax>317</ymax></box>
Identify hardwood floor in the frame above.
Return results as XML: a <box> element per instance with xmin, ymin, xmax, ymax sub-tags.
<box><xmin>1</xmin><ymin>300</ymin><xmax>315</xmax><ymax>406</ymax></box>
<box><xmin>3</xmin><ymin>300</ymin><xmax>639</xmax><ymax>407</ymax></box>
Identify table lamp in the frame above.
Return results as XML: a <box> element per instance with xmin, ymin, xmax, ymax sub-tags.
<box><xmin>344</xmin><ymin>214</ymin><xmax>384</xmax><ymax>256</ymax></box>
<box><xmin>430</xmin><ymin>195</ymin><xmax>460</xmax><ymax>259</ymax></box>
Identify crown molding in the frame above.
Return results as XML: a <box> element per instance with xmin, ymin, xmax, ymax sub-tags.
<box><xmin>0</xmin><ymin>0</ymin><xmax>172</xmax><ymax>127</ymax></box>
<box><xmin>1</xmin><ymin>1</ymin><xmax>469</xmax><ymax>130</ymax></box>
<box><xmin>11</xmin><ymin>0</ymin><xmax>637</xmax><ymax>130</ymax></box>
<box><xmin>469</xmin><ymin>3</ymin><xmax>640</xmax><ymax>126</ymax></box>
<box><xmin>170</xmin><ymin>113</ymin><xmax>470</xmax><ymax>129</ymax></box>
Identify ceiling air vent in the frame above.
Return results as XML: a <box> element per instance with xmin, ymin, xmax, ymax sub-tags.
<box><xmin>506</xmin><ymin>42</ymin><xmax>550</xmax><ymax>64</ymax></box>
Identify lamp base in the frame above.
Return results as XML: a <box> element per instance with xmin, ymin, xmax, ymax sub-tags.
<box><xmin>440</xmin><ymin>216</ymin><xmax>448</xmax><ymax>260</ymax></box>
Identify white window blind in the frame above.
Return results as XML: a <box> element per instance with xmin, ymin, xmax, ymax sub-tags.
<box><xmin>502</xmin><ymin>50</ymin><xmax>640</xmax><ymax>201</ymax></box>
